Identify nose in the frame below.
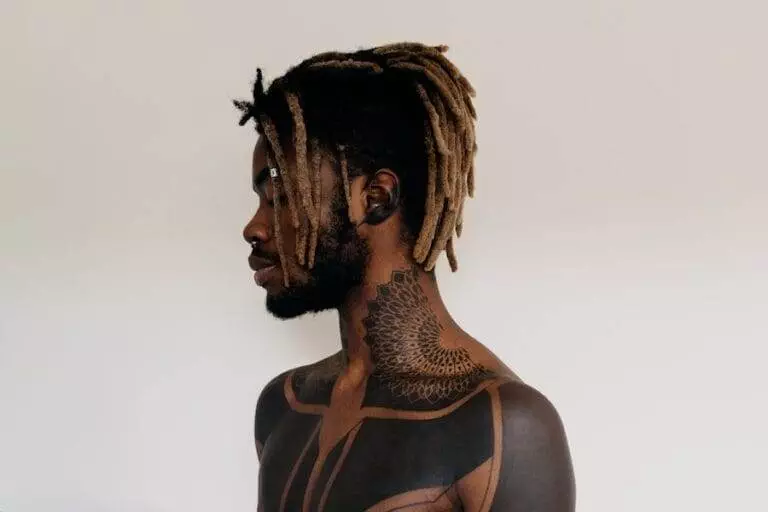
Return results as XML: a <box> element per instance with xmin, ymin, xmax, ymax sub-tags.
<box><xmin>243</xmin><ymin>211</ymin><xmax>272</xmax><ymax>246</ymax></box>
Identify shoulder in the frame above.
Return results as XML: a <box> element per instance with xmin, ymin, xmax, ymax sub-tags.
<box><xmin>254</xmin><ymin>368</ymin><xmax>292</xmax><ymax>457</ymax></box>
<box><xmin>481</xmin><ymin>380</ymin><xmax>576</xmax><ymax>511</ymax></box>
<box><xmin>254</xmin><ymin>352</ymin><xmax>344</xmax><ymax>455</ymax></box>
<box><xmin>494</xmin><ymin>379</ymin><xmax>566</xmax><ymax>431</ymax></box>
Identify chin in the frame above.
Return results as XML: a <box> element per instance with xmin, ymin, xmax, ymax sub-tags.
<box><xmin>265</xmin><ymin>291</ymin><xmax>336</xmax><ymax>320</ymax></box>
<box><xmin>261</xmin><ymin>228</ymin><xmax>369</xmax><ymax>320</ymax></box>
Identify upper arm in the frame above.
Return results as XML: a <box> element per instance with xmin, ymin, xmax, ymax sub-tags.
<box><xmin>254</xmin><ymin>370</ymin><xmax>291</xmax><ymax>460</ymax></box>
<box><xmin>459</xmin><ymin>381</ymin><xmax>575</xmax><ymax>511</ymax></box>
<box><xmin>492</xmin><ymin>382</ymin><xmax>575</xmax><ymax>511</ymax></box>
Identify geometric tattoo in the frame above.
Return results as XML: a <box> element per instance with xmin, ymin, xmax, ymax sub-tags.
<box><xmin>363</xmin><ymin>266</ymin><xmax>492</xmax><ymax>403</ymax></box>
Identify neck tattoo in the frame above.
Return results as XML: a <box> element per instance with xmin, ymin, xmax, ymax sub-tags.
<box><xmin>363</xmin><ymin>267</ymin><xmax>490</xmax><ymax>403</ymax></box>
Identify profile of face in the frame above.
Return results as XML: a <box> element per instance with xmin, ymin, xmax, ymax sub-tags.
<box><xmin>243</xmin><ymin>138</ymin><xmax>369</xmax><ymax>319</ymax></box>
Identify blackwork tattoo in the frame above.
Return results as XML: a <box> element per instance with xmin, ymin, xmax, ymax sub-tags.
<box><xmin>363</xmin><ymin>267</ymin><xmax>491</xmax><ymax>403</ymax></box>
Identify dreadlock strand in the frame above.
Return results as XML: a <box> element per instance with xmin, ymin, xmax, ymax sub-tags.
<box><xmin>430</xmin><ymin>52</ymin><xmax>477</xmax><ymax>114</ymax></box>
<box><xmin>285</xmin><ymin>91</ymin><xmax>316</xmax><ymax>228</ymax></box>
<box><xmin>418</xmin><ymin>192</ymin><xmax>446</xmax><ymax>265</ymax></box>
<box><xmin>254</xmin><ymin>68</ymin><xmax>264</xmax><ymax>97</ymax></box>
<box><xmin>455</xmin><ymin>169</ymin><xmax>467</xmax><ymax>236</ymax></box>
<box><xmin>413</xmin><ymin>82</ymin><xmax>450</xmax><ymax>158</ymax></box>
<box><xmin>459</xmin><ymin>136</ymin><xmax>473</xmax><ymax>207</ymax></box>
<box><xmin>424</xmin><ymin>48</ymin><xmax>461</xmax><ymax>77</ymax></box>
<box><xmin>392</xmin><ymin>62</ymin><xmax>465</xmax><ymax>129</ymax></box>
<box><xmin>446</xmin><ymin>237</ymin><xmax>459</xmax><ymax>272</ymax></box>
<box><xmin>456</xmin><ymin>212</ymin><xmax>464</xmax><ymax>238</ymax></box>
<box><xmin>459</xmin><ymin>75</ymin><xmax>476</xmax><ymax>98</ymax></box>
<box><xmin>310</xmin><ymin>139</ymin><xmax>322</xmax><ymax>225</ymax></box>
<box><xmin>308</xmin><ymin>139</ymin><xmax>322</xmax><ymax>268</ymax></box>
<box><xmin>274</xmin><ymin>192</ymin><xmax>290</xmax><ymax>287</ymax></box>
<box><xmin>463</xmin><ymin>90</ymin><xmax>477</xmax><ymax>119</ymax></box>
<box><xmin>296</xmin><ymin>217</ymin><xmax>309</xmax><ymax>265</ymax></box>
<box><xmin>448</xmin><ymin>125</ymin><xmax>465</xmax><ymax>211</ymax></box>
<box><xmin>413</xmin><ymin>46</ymin><xmax>470</xmax><ymax>99</ymax></box>
<box><xmin>425</xmin><ymin>206</ymin><xmax>458</xmax><ymax>271</ymax></box>
<box><xmin>374</xmin><ymin>43</ymin><xmax>451</xmax><ymax>67</ymax></box>
<box><xmin>308</xmin><ymin>60</ymin><xmax>383</xmax><ymax>73</ymax></box>
<box><xmin>431</xmin><ymin>95</ymin><xmax>457</xmax><ymax>205</ymax></box>
<box><xmin>372</xmin><ymin>42</ymin><xmax>433</xmax><ymax>55</ymax></box>
<box><xmin>233</xmin><ymin>68</ymin><xmax>265</xmax><ymax>126</ymax></box>
<box><xmin>301</xmin><ymin>51</ymin><xmax>348</xmax><ymax>66</ymax></box>
<box><xmin>450</xmin><ymin>143</ymin><xmax>464</xmax><ymax>212</ymax></box>
<box><xmin>308</xmin><ymin>225</ymin><xmax>319</xmax><ymax>268</ymax></box>
<box><xmin>338</xmin><ymin>145</ymin><xmax>353</xmax><ymax>222</ymax></box>
<box><xmin>376</xmin><ymin>47</ymin><xmax>464</xmax><ymax>130</ymax></box>
<box><xmin>462</xmin><ymin>126</ymin><xmax>476</xmax><ymax>170</ymax></box>
<box><xmin>468</xmin><ymin>142</ymin><xmax>478</xmax><ymax>197</ymax></box>
<box><xmin>233</xmin><ymin>100</ymin><xmax>252</xmax><ymax>125</ymax></box>
<box><xmin>387</xmin><ymin>51</ymin><xmax>465</xmax><ymax>112</ymax></box>
<box><xmin>411</xmin><ymin>55</ymin><xmax>469</xmax><ymax>130</ymax></box>
<box><xmin>451</xmin><ymin>125</ymin><xmax>466</xmax><ymax>212</ymax></box>
<box><xmin>260</xmin><ymin>115</ymin><xmax>300</xmax><ymax>228</ymax></box>
<box><xmin>266</xmin><ymin>152</ymin><xmax>290</xmax><ymax>287</ymax></box>
<box><xmin>414</xmin><ymin>124</ymin><xmax>441</xmax><ymax>262</ymax></box>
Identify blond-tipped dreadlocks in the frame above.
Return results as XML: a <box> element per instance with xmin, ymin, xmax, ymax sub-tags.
<box><xmin>235</xmin><ymin>42</ymin><xmax>477</xmax><ymax>283</ymax></box>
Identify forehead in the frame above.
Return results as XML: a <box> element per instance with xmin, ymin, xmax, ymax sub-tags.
<box><xmin>251</xmin><ymin>136</ymin><xmax>275</xmax><ymax>191</ymax></box>
<box><xmin>252</xmin><ymin>136</ymin><xmax>269</xmax><ymax>172</ymax></box>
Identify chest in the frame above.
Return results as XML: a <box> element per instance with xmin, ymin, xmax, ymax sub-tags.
<box><xmin>258</xmin><ymin>395</ymin><xmax>494</xmax><ymax>512</ymax></box>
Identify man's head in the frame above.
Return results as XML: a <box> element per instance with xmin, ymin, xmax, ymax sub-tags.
<box><xmin>239</xmin><ymin>42</ymin><xmax>478</xmax><ymax>319</ymax></box>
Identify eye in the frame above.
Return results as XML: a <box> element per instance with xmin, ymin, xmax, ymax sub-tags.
<box><xmin>260</xmin><ymin>188</ymin><xmax>286</xmax><ymax>209</ymax></box>
<box><xmin>259</xmin><ymin>194</ymin><xmax>273</xmax><ymax>208</ymax></box>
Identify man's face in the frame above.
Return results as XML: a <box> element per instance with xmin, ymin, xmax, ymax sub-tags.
<box><xmin>244</xmin><ymin>138</ymin><xmax>369</xmax><ymax>319</ymax></box>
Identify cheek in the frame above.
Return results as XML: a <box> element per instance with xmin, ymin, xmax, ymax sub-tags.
<box><xmin>273</xmin><ymin>207</ymin><xmax>314</xmax><ymax>279</ymax></box>
<box><xmin>275</xmin><ymin>211</ymin><xmax>298</xmax><ymax>259</ymax></box>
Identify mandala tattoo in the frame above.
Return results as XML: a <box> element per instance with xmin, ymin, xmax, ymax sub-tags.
<box><xmin>363</xmin><ymin>267</ymin><xmax>491</xmax><ymax>402</ymax></box>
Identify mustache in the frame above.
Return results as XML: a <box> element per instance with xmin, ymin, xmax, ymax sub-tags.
<box><xmin>249</xmin><ymin>247</ymin><xmax>278</xmax><ymax>264</ymax></box>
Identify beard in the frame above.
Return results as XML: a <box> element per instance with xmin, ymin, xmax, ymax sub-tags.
<box><xmin>266</xmin><ymin>192</ymin><xmax>369</xmax><ymax>319</ymax></box>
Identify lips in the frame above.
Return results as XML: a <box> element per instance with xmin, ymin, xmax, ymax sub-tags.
<box><xmin>249</xmin><ymin>253</ymin><xmax>279</xmax><ymax>287</ymax></box>
<box><xmin>254</xmin><ymin>265</ymin><xmax>277</xmax><ymax>286</ymax></box>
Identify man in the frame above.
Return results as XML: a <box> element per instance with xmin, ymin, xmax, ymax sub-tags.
<box><xmin>238</xmin><ymin>42</ymin><xmax>575</xmax><ymax>511</ymax></box>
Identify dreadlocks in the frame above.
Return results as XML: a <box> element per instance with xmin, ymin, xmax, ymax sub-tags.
<box><xmin>235</xmin><ymin>42</ymin><xmax>477</xmax><ymax>284</ymax></box>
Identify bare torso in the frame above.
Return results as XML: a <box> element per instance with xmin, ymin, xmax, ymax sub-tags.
<box><xmin>255</xmin><ymin>268</ymin><xmax>574</xmax><ymax>511</ymax></box>
<box><xmin>256</xmin><ymin>351</ymin><xmax>531</xmax><ymax>511</ymax></box>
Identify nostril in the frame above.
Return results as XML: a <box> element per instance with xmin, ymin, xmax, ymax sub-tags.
<box><xmin>244</xmin><ymin>221</ymin><xmax>271</xmax><ymax>245</ymax></box>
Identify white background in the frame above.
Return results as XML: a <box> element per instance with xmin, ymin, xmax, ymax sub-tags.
<box><xmin>2</xmin><ymin>1</ymin><xmax>766</xmax><ymax>511</ymax></box>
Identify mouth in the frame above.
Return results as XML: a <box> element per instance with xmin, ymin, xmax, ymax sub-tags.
<box><xmin>249</xmin><ymin>254</ymin><xmax>280</xmax><ymax>287</ymax></box>
<box><xmin>254</xmin><ymin>264</ymin><xmax>278</xmax><ymax>286</ymax></box>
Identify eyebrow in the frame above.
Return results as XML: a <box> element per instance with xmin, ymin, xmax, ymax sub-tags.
<box><xmin>253</xmin><ymin>166</ymin><xmax>270</xmax><ymax>192</ymax></box>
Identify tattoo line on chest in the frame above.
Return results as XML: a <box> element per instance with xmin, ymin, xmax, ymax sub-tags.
<box><xmin>267</xmin><ymin>267</ymin><xmax>507</xmax><ymax>511</ymax></box>
<box><xmin>271</xmin><ymin>380</ymin><xmax>506</xmax><ymax>512</ymax></box>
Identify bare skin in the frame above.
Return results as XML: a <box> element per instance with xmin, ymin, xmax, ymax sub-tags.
<box><xmin>244</xmin><ymin>137</ymin><xmax>575</xmax><ymax>511</ymax></box>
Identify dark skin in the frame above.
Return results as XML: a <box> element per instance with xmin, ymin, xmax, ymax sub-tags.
<box><xmin>243</xmin><ymin>137</ymin><xmax>576</xmax><ymax>511</ymax></box>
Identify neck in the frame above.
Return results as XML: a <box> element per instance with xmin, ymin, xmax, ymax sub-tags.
<box><xmin>337</xmin><ymin>261</ymin><xmax>455</xmax><ymax>371</ymax></box>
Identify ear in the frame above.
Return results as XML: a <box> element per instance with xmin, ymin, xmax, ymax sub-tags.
<box><xmin>361</xmin><ymin>169</ymin><xmax>400</xmax><ymax>226</ymax></box>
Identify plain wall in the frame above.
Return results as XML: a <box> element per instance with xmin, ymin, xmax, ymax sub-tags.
<box><xmin>1</xmin><ymin>1</ymin><xmax>766</xmax><ymax>511</ymax></box>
